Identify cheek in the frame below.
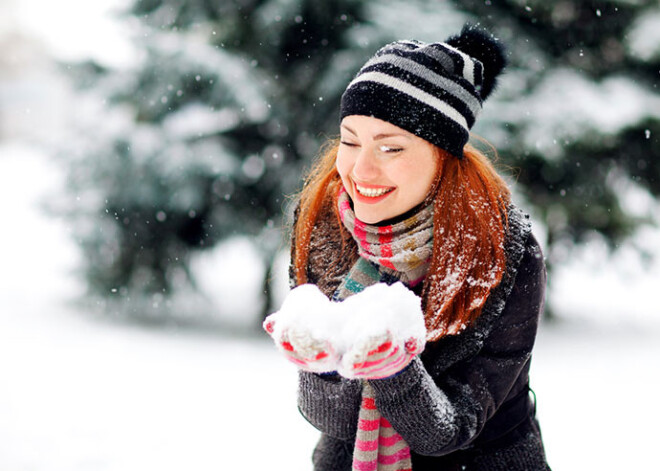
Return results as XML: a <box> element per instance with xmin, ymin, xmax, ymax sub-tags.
<box><xmin>397</xmin><ymin>158</ymin><xmax>437</xmax><ymax>201</ymax></box>
<box><xmin>418</xmin><ymin>166</ymin><xmax>437</xmax><ymax>194</ymax></box>
<box><xmin>335</xmin><ymin>150</ymin><xmax>353</xmax><ymax>182</ymax></box>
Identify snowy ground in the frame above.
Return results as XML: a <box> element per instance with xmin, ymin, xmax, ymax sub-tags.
<box><xmin>0</xmin><ymin>144</ymin><xmax>317</xmax><ymax>471</ymax></box>
<box><xmin>1</xmin><ymin>144</ymin><xmax>659</xmax><ymax>471</ymax></box>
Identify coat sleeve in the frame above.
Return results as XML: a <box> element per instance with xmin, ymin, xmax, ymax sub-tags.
<box><xmin>297</xmin><ymin>371</ymin><xmax>363</xmax><ymax>441</ymax></box>
<box><xmin>368</xmin><ymin>234</ymin><xmax>547</xmax><ymax>456</ymax></box>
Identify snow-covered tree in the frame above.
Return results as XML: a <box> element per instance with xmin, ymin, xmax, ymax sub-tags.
<box><xmin>59</xmin><ymin>0</ymin><xmax>387</xmax><ymax>320</ymax></box>
<box><xmin>451</xmin><ymin>0</ymin><xmax>660</xmax><ymax>269</ymax></box>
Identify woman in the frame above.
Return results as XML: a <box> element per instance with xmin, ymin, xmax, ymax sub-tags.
<box><xmin>265</xmin><ymin>25</ymin><xmax>551</xmax><ymax>470</ymax></box>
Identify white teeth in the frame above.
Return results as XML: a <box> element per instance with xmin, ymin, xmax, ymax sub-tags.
<box><xmin>355</xmin><ymin>184</ymin><xmax>393</xmax><ymax>198</ymax></box>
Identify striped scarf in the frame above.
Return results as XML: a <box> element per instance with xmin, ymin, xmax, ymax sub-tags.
<box><xmin>335</xmin><ymin>186</ymin><xmax>434</xmax><ymax>471</ymax></box>
<box><xmin>336</xmin><ymin>258</ymin><xmax>415</xmax><ymax>471</ymax></box>
<box><xmin>337</xmin><ymin>186</ymin><xmax>433</xmax><ymax>287</ymax></box>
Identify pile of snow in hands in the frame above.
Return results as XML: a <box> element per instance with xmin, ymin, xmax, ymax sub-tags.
<box><xmin>264</xmin><ymin>282</ymin><xmax>427</xmax><ymax>374</ymax></box>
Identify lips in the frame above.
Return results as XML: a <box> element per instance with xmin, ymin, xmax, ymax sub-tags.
<box><xmin>352</xmin><ymin>181</ymin><xmax>395</xmax><ymax>203</ymax></box>
<box><xmin>355</xmin><ymin>184</ymin><xmax>394</xmax><ymax>197</ymax></box>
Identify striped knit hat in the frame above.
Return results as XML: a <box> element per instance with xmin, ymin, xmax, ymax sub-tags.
<box><xmin>340</xmin><ymin>25</ymin><xmax>506</xmax><ymax>158</ymax></box>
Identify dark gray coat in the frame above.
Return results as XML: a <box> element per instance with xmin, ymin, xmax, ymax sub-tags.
<box><xmin>293</xmin><ymin>204</ymin><xmax>551</xmax><ymax>470</ymax></box>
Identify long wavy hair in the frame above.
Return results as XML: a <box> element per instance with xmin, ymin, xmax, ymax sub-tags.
<box><xmin>292</xmin><ymin>138</ymin><xmax>511</xmax><ymax>342</ymax></box>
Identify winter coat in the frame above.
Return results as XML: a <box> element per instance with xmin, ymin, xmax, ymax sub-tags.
<box><xmin>291</xmin><ymin>200</ymin><xmax>552</xmax><ymax>471</ymax></box>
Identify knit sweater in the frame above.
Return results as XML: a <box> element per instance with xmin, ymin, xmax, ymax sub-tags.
<box><xmin>291</xmin><ymin>199</ymin><xmax>551</xmax><ymax>471</ymax></box>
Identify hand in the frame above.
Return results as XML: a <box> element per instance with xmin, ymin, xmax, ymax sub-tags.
<box><xmin>263</xmin><ymin>284</ymin><xmax>341</xmax><ymax>373</ymax></box>
<box><xmin>335</xmin><ymin>282</ymin><xmax>426</xmax><ymax>379</ymax></box>
<box><xmin>337</xmin><ymin>330</ymin><xmax>423</xmax><ymax>379</ymax></box>
<box><xmin>263</xmin><ymin>314</ymin><xmax>339</xmax><ymax>373</ymax></box>
<box><xmin>264</xmin><ymin>282</ymin><xmax>426</xmax><ymax>377</ymax></box>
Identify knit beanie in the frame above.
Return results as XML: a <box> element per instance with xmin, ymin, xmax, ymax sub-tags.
<box><xmin>340</xmin><ymin>24</ymin><xmax>506</xmax><ymax>158</ymax></box>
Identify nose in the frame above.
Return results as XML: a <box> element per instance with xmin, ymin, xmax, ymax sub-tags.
<box><xmin>351</xmin><ymin>146</ymin><xmax>380</xmax><ymax>181</ymax></box>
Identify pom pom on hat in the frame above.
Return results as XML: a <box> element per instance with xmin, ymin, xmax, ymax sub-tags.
<box><xmin>446</xmin><ymin>24</ymin><xmax>507</xmax><ymax>101</ymax></box>
<box><xmin>340</xmin><ymin>24</ymin><xmax>507</xmax><ymax>158</ymax></box>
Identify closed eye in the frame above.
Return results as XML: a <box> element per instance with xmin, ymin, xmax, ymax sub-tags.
<box><xmin>340</xmin><ymin>141</ymin><xmax>359</xmax><ymax>147</ymax></box>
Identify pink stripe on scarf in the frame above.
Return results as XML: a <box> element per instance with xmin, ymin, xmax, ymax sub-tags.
<box><xmin>358</xmin><ymin>418</ymin><xmax>380</xmax><ymax>432</ymax></box>
<box><xmin>379</xmin><ymin>258</ymin><xmax>397</xmax><ymax>270</ymax></box>
<box><xmin>378</xmin><ymin>447</ymin><xmax>412</xmax><ymax>465</ymax></box>
<box><xmin>354</xmin><ymin>219</ymin><xmax>371</xmax><ymax>252</ymax></box>
<box><xmin>353</xmin><ymin>459</ymin><xmax>378</xmax><ymax>471</ymax></box>
<box><xmin>362</xmin><ymin>397</ymin><xmax>377</xmax><ymax>410</ymax></box>
<box><xmin>355</xmin><ymin>438</ymin><xmax>379</xmax><ymax>452</ymax></box>
<box><xmin>339</xmin><ymin>199</ymin><xmax>352</xmax><ymax>212</ymax></box>
<box><xmin>379</xmin><ymin>433</ymin><xmax>404</xmax><ymax>447</ymax></box>
<box><xmin>378</xmin><ymin>226</ymin><xmax>393</xmax><ymax>258</ymax></box>
<box><xmin>380</xmin><ymin>417</ymin><xmax>393</xmax><ymax>428</ymax></box>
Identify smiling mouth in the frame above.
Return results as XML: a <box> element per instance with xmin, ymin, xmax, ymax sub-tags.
<box><xmin>355</xmin><ymin>184</ymin><xmax>395</xmax><ymax>198</ymax></box>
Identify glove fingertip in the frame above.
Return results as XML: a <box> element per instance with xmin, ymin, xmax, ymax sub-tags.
<box><xmin>263</xmin><ymin>319</ymin><xmax>276</xmax><ymax>334</ymax></box>
<box><xmin>404</xmin><ymin>337</ymin><xmax>424</xmax><ymax>354</ymax></box>
<box><xmin>314</xmin><ymin>350</ymin><xmax>329</xmax><ymax>361</ymax></box>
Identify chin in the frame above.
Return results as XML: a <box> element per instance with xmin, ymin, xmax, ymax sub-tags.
<box><xmin>358</xmin><ymin>216</ymin><xmax>382</xmax><ymax>224</ymax></box>
<box><xmin>355</xmin><ymin>209</ymin><xmax>387</xmax><ymax>224</ymax></box>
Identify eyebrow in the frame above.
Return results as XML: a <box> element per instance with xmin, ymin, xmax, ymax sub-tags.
<box><xmin>340</xmin><ymin>124</ymin><xmax>412</xmax><ymax>141</ymax></box>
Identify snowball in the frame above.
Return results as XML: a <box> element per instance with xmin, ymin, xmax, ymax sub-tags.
<box><xmin>338</xmin><ymin>282</ymin><xmax>426</xmax><ymax>353</ymax></box>
<box><xmin>265</xmin><ymin>284</ymin><xmax>339</xmax><ymax>342</ymax></box>
<box><xmin>266</xmin><ymin>282</ymin><xmax>427</xmax><ymax>359</ymax></box>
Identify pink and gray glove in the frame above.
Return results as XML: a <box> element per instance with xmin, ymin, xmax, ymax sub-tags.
<box><xmin>337</xmin><ymin>330</ymin><xmax>424</xmax><ymax>379</ymax></box>
<box><xmin>262</xmin><ymin>284</ymin><xmax>340</xmax><ymax>373</ymax></box>
<box><xmin>336</xmin><ymin>282</ymin><xmax>426</xmax><ymax>379</ymax></box>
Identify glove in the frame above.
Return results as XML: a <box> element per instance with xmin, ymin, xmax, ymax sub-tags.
<box><xmin>263</xmin><ymin>284</ymin><xmax>341</xmax><ymax>373</ymax></box>
<box><xmin>337</xmin><ymin>331</ymin><xmax>423</xmax><ymax>379</ymax></box>
<box><xmin>264</xmin><ymin>282</ymin><xmax>426</xmax><ymax>378</ymax></box>
<box><xmin>336</xmin><ymin>282</ymin><xmax>426</xmax><ymax>380</ymax></box>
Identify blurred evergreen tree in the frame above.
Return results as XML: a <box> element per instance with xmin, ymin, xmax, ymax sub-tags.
<box><xmin>450</xmin><ymin>0</ymin><xmax>660</xmax><ymax>273</ymax></box>
<box><xmin>61</xmin><ymin>0</ymin><xmax>386</xmax><ymax>320</ymax></box>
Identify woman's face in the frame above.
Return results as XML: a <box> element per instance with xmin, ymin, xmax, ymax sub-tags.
<box><xmin>336</xmin><ymin>115</ymin><xmax>439</xmax><ymax>224</ymax></box>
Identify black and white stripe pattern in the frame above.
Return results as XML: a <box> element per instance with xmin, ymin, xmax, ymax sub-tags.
<box><xmin>340</xmin><ymin>36</ymin><xmax>494</xmax><ymax>158</ymax></box>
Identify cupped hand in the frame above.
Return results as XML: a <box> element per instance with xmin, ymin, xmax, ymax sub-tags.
<box><xmin>263</xmin><ymin>315</ymin><xmax>339</xmax><ymax>373</ymax></box>
<box><xmin>337</xmin><ymin>330</ymin><xmax>423</xmax><ymax>379</ymax></box>
<box><xmin>262</xmin><ymin>284</ymin><xmax>341</xmax><ymax>373</ymax></box>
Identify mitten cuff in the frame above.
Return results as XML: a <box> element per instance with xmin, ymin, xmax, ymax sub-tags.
<box><xmin>367</xmin><ymin>356</ymin><xmax>424</xmax><ymax>399</ymax></box>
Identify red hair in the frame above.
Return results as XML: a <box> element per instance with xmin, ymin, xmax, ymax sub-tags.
<box><xmin>292</xmin><ymin>138</ymin><xmax>510</xmax><ymax>342</ymax></box>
